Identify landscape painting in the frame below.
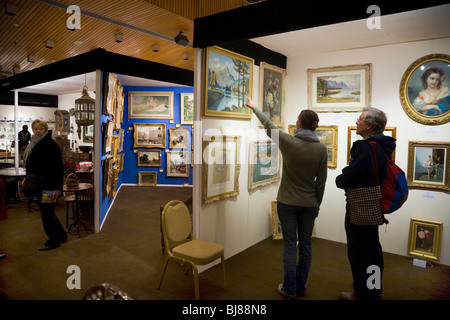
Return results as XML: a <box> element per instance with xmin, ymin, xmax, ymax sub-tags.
<box><xmin>204</xmin><ymin>46</ymin><xmax>254</xmax><ymax>119</ymax></box>
<box><xmin>128</xmin><ymin>91</ymin><xmax>173</xmax><ymax>119</ymax></box>
<box><xmin>308</xmin><ymin>64</ymin><xmax>371</xmax><ymax>112</ymax></box>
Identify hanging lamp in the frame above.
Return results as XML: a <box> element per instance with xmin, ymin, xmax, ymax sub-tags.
<box><xmin>74</xmin><ymin>74</ymin><xmax>95</xmax><ymax>138</ymax></box>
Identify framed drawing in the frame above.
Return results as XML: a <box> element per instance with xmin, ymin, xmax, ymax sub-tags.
<box><xmin>128</xmin><ymin>91</ymin><xmax>174</xmax><ymax>119</ymax></box>
<box><xmin>271</xmin><ymin>201</ymin><xmax>283</xmax><ymax>240</ymax></box>
<box><xmin>248</xmin><ymin>140</ymin><xmax>281</xmax><ymax>190</ymax></box>
<box><xmin>408</xmin><ymin>218</ymin><xmax>442</xmax><ymax>261</ymax></box>
<box><xmin>203</xmin><ymin>46</ymin><xmax>253</xmax><ymax>119</ymax></box>
<box><xmin>103</xmin><ymin>72</ymin><xmax>116</xmax><ymax>115</ymax></box>
<box><xmin>399</xmin><ymin>54</ymin><xmax>450</xmax><ymax>125</ymax></box>
<box><xmin>103</xmin><ymin>119</ymin><xmax>114</xmax><ymax>154</ymax></box>
<box><xmin>111</xmin><ymin>135</ymin><xmax>119</xmax><ymax>162</ymax></box>
<box><xmin>117</xmin><ymin>129</ymin><xmax>124</xmax><ymax>153</ymax></box>
<box><xmin>307</xmin><ymin>63</ymin><xmax>372</xmax><ymax>112</ymax></box>
<box><xmin>347</xmin><ymin>126</ymin><xmax>397</xmax><ymax>164</ymax></box>
<box><xmin>137</xmin><ymin>150</ymin><xmax>160</xmax><ymax>167</ymax></box>
<box><xmin>169</xmin><ymin>127</ymin><xmax>189</xmax><ymax>149</ymax></box>
<box><xmin>138</xmin><ymin>171</ymin><xmax>157</xmax><ymax>186</ymax></box>
<box><xmin>83</xmin><ymin>125</ymin><xmax>94</xmax><ymax>143</ymax></box>
<box><xmin>260</xmin><ymin>61</ymin><xmax>286</xmax><ymax>127</ymax></box>
<box><xmin>180</xmin><ymin>93</ymin><xmax>194</xmax><ymax>125</ymax></box>
<box><xmin>288</xmin><ymin>124</ymin><xmax>338</xmax><ymax>168</ymax></box>
<box><xmin>407</xmin><ymin>141</ymin><xmax>450</xmax><ymax>192</ymax></box>
<box><xmin>133</xmin><ymin>123</ymin><xmax>166</xmax><ymax>149</ymax></box>
<box><xmin>316</xmin><ymin>125</ymin><xmax>338</xmax><ymax>168</ymax></box>
<box><xmin>166</xmin><ymin>151</ymin><xmax>189</xmax><ymax>177</ymax></box>
<box><xmin>202</xmin><ymin>136</ymin><xmax>241</xmax><ymax>204</ymax></box>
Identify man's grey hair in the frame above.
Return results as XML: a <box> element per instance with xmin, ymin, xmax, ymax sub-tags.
<box><xmin>362</xmin><ymin>107</ymin><xmax>387</xmax><ymax>134</ymax></box>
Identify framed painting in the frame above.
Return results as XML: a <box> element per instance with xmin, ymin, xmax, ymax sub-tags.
<box><xmin>399</xmin><ymin>54</ymin><xmax>450</xmax><ymax>125</ymax></box>
<box><xmin>288</xmin><ymin>124</ymin><xmax>338</xmax><ymax>168</ymax></box>
<box><xmin>307</xmin><ymin>63</ymin><xmax>372</xmax><ymax>112</ymax></box>
<box><xmin>202</xmin><ymin>136</ymin><xmax>241</xmax><ymax>204</ymax></box>
<box><xmin>408</xmin><ymin>218</ymin><xmax>442</xmax><ymax>261</ymax></box>
<box><xmin>248</xmin><ymin>140</ymin><xmax>281</xmax><ymax>190</ymax></box>
<box><xmin>103</xmin><ymin>72</ymin><xmax>116</xmax><ymax>115</ymax></box>
<box><xmin>137</xmin><ymin>150</ymin><xmax>160</xmax><ymax>167</ymax></box>
<box><xmin>83</xmin><ymin>125</ymin><xmax>94</xmax><ymax>143</ymax></box>
<box><xmin>203</xmin><ymin>46</ymin><xmax>254</xmax><ymax>119</ymax></box>
<box><xmin>133</xmin><ymin>123</ymin><xmax>166</xmax><ymax>149</ymax></box>
<box><xmin>102</xmin><ymin>119</ymin><xmax>114</xmax><ymax>154</ymax></box>
<box><xmin>128</xmin><ymin>91</ymin><xmax>174</xmax><ymax>119</ymax></box>
<box><xmin>180</xmin><ymin>93</ymin><xmax>194</xmax><ymax>125</ymax></box>
<box><xmin>260</xmin><ymin>61</ymin><xmax>286</xmax><ymax>127</ymax></box>
<box><xmin>407</xmin><ymin>141</ymin><xmax>450</xmax><ymax>192</ymax></box>
<box><xmin>347</xmin><ymin>126</ymin><xmax>397</xmax><ymax>164</ymax></box>
<box><xmin>166</xmin><ymin>151</ymin><xmax>190</xmax><ymax>177</ymax></box>
<box><xmin>169</xmin><ymin>127</ymin><xmax>189</xmax><ymax>149</ymax></box>
<box><xmin>271</xmin><ymin>201</ymin><xmax>283</xmax><ymax>240</ymax></box>
<box><xmin>138</xmin><ymin>171</ymin><xmax>157</xmax><ymax>186</ymax></box>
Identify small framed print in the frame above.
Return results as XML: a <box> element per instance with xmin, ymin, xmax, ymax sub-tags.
<box><xmin>407</xmin><ymin>141</ymin><xmax>450</xmax><ymax>192</ymax></box>
<box><xmin>408</xmin><ymin>218</ymin><xmax>443</xmax><ymax>261</ymax></box>
<box><xmin>180</xmin><ymin>93</ymin><xmax>194</xmax><ymax>125</ymax></box>
<box><xmin>169</xmin><ymin>127</ymin><xmax>189</xmax><ymax>149</ymax></box>
<box><xmin>308</xmin><ymin>63</ymin><xmax>372</xmax><ymax>112</ymax></box>
<box><xmin>347</xmin><ymin>126</ymin><xmax>397</xmax><ymax>164</ymax></box>
<box><xmin>138</xmin><ymin>171</ymin><xmax>157</xmax><ymax>186</ymax></box>
<box><xmin>248</xmin><ymin>140</ymin><xmax>280</xmax><ymax>190</ymax></box>
<box><xmin>137</xmin><ymin>150</ymin><xmax>161</xmax><ymax>167</ymax></box>
<box><xmin>128</xmin><ymin>91</ymin><xmax>174</xmax><ymax>119</ymax></box>
<box><xmin>133</xmin><ymin>123</ymin><xmax>166</xmax><ymax>149</ymax></box>
<box><xmin>166</xmin><ymin>151</ymin><xmax>189</xmax><ymax>177</ymax></box>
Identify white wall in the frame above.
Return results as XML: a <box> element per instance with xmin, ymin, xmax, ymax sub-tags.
<box><xmin>286</xmin><ymin>38</ymin><xmax>450</xmax><ymax>265</ymax></box>
<box><xmin>0</xmin><ymin>104</ymin><xmax>56</xmax><ymax>123</ymax></box>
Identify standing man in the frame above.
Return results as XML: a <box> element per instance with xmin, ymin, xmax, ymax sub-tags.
<box><xmin>336</xmin><ymin>107</ymin><xmax>395</xmax><ymax>300</ymax></box>
<box><xmin>245</xmin><ymin>97</ymin><xmax>328</xmax><ymax>300</ymax></box>
<box><xmin>18</xmin><ymin>125</ymin><xmax>31</xmax><ymax>159</ymax></box>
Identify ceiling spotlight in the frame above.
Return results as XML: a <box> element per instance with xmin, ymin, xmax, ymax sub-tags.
<box><xmin>5</xmin><ymin>3</ymin><xmax>18</xmax><ymax>16</ymax></box>
<box><xmin>114</xmin><ymin>33</ymin><xmax>123</xmax><ymax>43</ymax></box>
<box><xmin>151</xmin><ymin>44</ymin><xmax>160</xmax><ymax>52</ymax></box>
<box><xmin>45</xmin><ymin>40</ymin><xmax>54</xmax><ymax>48</ymax></box>
<box><xmin>27</xmin><ymin>55</ymin><xmax>36</xmax><ymax>63</ymax></box>
<box><xmin>182</xmin><ymin>53</ymin><xmax>190</xmax><ymax>61</ymax></box>
<box><xmin>13</xmin><ymin>65</ymin><xmax>20</xmax><ymax>74</ymax></box>
<box><xmin>174</xmin><ymin>32</ymin><xmax>189</xmax><ymax>46</ymax></box>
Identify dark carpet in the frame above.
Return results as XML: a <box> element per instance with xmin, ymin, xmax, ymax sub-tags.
<box><xmin>1</xmin><ymin>185</ymin><xmax>449</xmax><ymax>301</ymax></box>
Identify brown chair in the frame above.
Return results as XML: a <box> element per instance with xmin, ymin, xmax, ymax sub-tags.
<box><xmin>157</xmin><ymin>200</ymin><xmax>226</xmax><ymax>300</ymax></box>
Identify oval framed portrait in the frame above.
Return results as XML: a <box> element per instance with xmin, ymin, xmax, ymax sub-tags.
<box><xmin>399</xmin><ymin>54</ymin><xmax>450</xmax><ymax>125</ymax></box>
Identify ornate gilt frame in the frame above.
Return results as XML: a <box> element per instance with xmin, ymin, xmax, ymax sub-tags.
<box><xmin>408</xmin><ymin>218</ymin><xmax>442</xmax><ymax>261</ymax></box>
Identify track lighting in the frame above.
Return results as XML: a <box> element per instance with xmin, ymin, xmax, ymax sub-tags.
<box><xmin>174</xmin><ymin>32</ymin><xmax>189</xmax><ymax>46</ymax></box>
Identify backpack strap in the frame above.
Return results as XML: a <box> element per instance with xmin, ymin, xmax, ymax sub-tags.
<box><xmin>368</xmin><ymin>141</ymin><xmax>380</xmax><ymax>186</ymax></box>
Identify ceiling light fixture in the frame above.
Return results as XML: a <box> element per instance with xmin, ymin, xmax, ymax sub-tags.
<box><xmin>13</xmin><ymin>65</ymin><xmax>20</xmax><ymax>74</ymax></box>
<box><xmin>182</xmin><ymin>53</ymin><xmax>190</xmax><ymax>61</ymax></box>
<box><xmin>27</xmin><ymin>55</ymin><xmax>36</xmax><ymax>63</ymax></box>
<box><xmin>151</xmin><ymin>44</ymin><xmax>160</xmax><ymax>52</ymax></box>
<box><xmin>45</xmin><ymin>40</ymin><xmax>54</xmax><ymax>48</ymax></box>
<box><xmin>174</xmin><ymin>32</ymin><xmax>189</xmax><ymax>46</ymax></box>
<box><xmin>5</xmin><ymin>3</ymin><xmax>18</xmax><ymax>16</ymax></box>
<box><xmin>74</xmin><ymin>74</ymin><xmax>95</xmax><ymax>139</ymax></box>
<box><xmin>114</xmin><ymin>33</ymin><xmax>123</xmax><ymax>43</ymax></box>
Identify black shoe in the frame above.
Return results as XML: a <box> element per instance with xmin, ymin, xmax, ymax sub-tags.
<box><xmin>0</xmin><ymin>253</ymin><xmax>6</xmax><ymax>259</ymax></box>
<box><xmin>38</xmin><ymin>244</ymin><xmax>60</xmax><ymax>251</ymax></box>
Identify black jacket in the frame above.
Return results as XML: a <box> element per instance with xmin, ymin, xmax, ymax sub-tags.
<box><xmin>336</xmin><ymin>134</ymin><xmax>396</xmax><ymax>190</ymax></box>
<box><xmin>25</xmin><ymin>130</ymin><xmax>64</xmax><ymax>192</ymax></box>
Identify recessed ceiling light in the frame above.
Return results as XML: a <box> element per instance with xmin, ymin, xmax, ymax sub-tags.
<box><xmin>74</xmin><ymin>40</ymin><xmax>83</xmax><ymax>45</ymax></box>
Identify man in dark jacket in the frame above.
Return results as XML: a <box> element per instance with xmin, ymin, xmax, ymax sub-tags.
<box><xmin>336</xmin><ymin>107</ymin><xmax>395</xmax><ymax>300</ymax></box>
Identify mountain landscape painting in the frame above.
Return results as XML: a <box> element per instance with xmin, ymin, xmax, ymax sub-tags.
<box><xmin>204</xmin><ymin>46</ymin><xmax>254</xmax><ymax>119</ymax></box>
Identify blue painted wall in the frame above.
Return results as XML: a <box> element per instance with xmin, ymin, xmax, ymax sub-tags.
<box><xmin>98</xmin><ymin>79</ymin><xmax>193</xmax><ymax>228</ymax></box>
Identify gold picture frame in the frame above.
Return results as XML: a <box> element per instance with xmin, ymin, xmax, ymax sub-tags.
<box><xmin>166</xmin><ymin>150</ymin><xmax>189</xmax><ymax>177</ymax></box>
<box><xmin>407</xmin><ymin>141</ymin><xmax>450</xmax><ymax>192</ymax></box>
<box><xmin>271</xmin><ymin>200</ymin><xmax>283</xmax><ymax>240</ymax></box>
<box><xmin>248</xmin><ymin>140</ymin><xmax>281</xmax><ymax>190</ymax></box>
<box><xmin>288</xmin><ymin>124</ymin><xmax>338</xmax><ymax>168</ymax></box>
<box><xmin>346</xmin><ymin>126</ymin><xmax>397</xmax><ymax>164</ymax></box>
<box><xmin>180</xmin><ymin>93</ymin><xmax>194</xmax><ymax>125</ymax></box>
<box><xmin>128</xmin><ymin>91</ymin><xmax>174</xmax><ymax>120</ymax></box>
<box><xmin>399</xmin><ymin>54</ymin><xmax>450</xmax><ymax>125</ymax></box>
<box><xmin>168</xmin><ymin>127</ymin><xmax>189</xmax><ymax>149</ymax></box>
<box><xmin>307</xmin><ymin>63</ymin><xmax>372</xmax><ymax>112</ymax></box>
<box><xmin>408</xmin><ymin>218</ymin><xmax>442</xmax><ymax>261</ymax></box>
<box><xmin>203</xmin><ymin>46</ymin><xmax>253</xmax><ymax>120</ymax></box>
<box><xmin>259</xmin><ymin>61</ymin><xmax>286</xmax><ymax>128</ymax></box>
<box><xmin>138</xmin><ymin>171</ymin><xmax>157</xmax><ymax>186</ymax></box>
<box><xmin>137</xmin><ymin>150</ymin><xmax>160</xmax><ymax>167</ymax></box>
<box><xmin>133</xmin><ymin>123</ymin><xmax>166</xmax><ymax>149</ymax></box>
<box><xmin>202</xmin><ymin>135</ymin><xmax>241</xmax><ymax>204</ymax></box>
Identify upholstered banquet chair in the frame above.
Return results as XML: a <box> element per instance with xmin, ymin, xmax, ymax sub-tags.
<box><xmin>157</xmin><ymin>200</ymin><xmax>226</xmax><ymax>300</ymax></box>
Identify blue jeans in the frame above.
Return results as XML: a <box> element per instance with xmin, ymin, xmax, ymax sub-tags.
<box><xmin>277</xmin><ymin>201</ymin><xmax>318</xmax><ymax>298</ymax></box>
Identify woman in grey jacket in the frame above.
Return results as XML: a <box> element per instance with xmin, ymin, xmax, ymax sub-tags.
<box><xmin>245</xmin><ymin>97</ymin><xmax>328</xmax><ymax>299</ymax></box>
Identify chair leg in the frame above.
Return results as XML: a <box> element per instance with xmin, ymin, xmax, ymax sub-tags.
<box><xmin>157</xmin><ymin>257</ymin><xmax>170</xmax><ymax>291</ymax></box>
<box><xmin>192</xmin><ymin>264</ymin><xmax>199</xmax><ymax>300</ymax></box>
<box><xmin>221</xmin><ymin>255</ymin><xmax>227</xmax><ymax>289</ymax></box>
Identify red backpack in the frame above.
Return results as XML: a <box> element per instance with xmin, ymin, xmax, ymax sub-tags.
<box><xmin>369</xmin><ymin>141</ymin><xmax>409</xmax><ymax>214</ymax></box>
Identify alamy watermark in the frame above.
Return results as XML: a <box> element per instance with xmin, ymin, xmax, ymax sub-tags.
<box><xmin>366</xmin><ymin>5</ymin><xmax>381</xmax><ymax>30</ymax></box>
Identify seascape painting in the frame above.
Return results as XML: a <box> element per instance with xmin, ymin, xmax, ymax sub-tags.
<box><xmin>204</xmin><ymin>46</ymin><xmax>253</xmax><ymax>119</ymax></box>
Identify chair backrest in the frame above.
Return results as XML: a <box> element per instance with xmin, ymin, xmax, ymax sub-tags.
<box><xmin>161</xmin><ymin>200</ymin><xmax>192</xmax><ymax>253</ymax></box>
